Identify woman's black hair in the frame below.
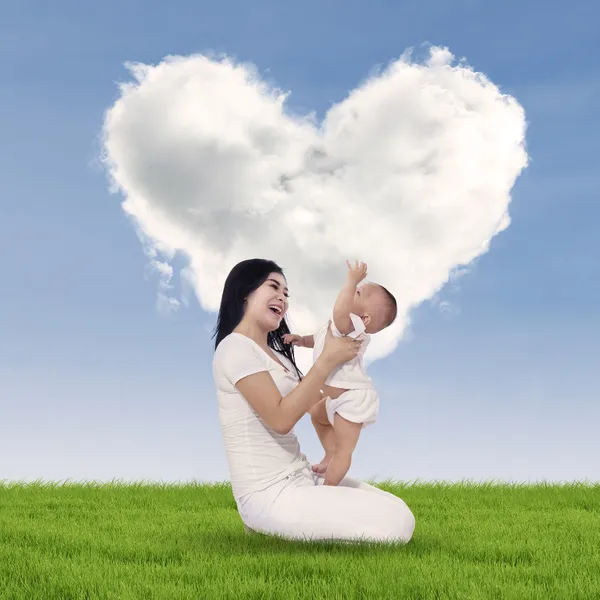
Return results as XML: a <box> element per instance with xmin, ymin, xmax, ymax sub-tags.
<box><xmin>212</xmin><ymin>258</ymin><xmax>303</xmax><ymax>379</ymax></box>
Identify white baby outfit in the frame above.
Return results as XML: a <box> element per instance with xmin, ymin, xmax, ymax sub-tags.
<box><xmin>312</xmin><ymin>313</ymin><xmax>379</xmax><ymax>428</ymax></box>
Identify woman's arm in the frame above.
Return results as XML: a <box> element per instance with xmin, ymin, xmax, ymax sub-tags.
<box><xmin>235</xmin><ymin>355</ymin><xmax>332</xmax><ymax>434</ymax></box>
<box><xmin>235</xmin><ymin>328</ymin><xmax>361</xmax><ymax>434</ymax></box>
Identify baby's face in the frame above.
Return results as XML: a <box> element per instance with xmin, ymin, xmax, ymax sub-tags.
<box><xmin>353</xmin><ymin>283</ymin><xmax>386</xmax><ymax>333</ymax></box>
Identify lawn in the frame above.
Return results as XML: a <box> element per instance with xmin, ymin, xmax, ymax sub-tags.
<box><xmin>1</xmin><ymin>480</ymin><xmax>598</xmax><ymax>599</ymax></box>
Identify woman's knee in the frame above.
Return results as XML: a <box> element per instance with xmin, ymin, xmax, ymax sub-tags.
<box><xmin>393</xmin><ymin>502</ymin><xmax>416</xmax><ymax>542</ymax></box>
<box><xmin>377</xmin><ymin>498</ymin><xmax>415</xmax><ymax>543</ymax></box>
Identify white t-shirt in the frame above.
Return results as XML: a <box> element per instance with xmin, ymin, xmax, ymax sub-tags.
<box><xmin>212</xmin><ymin>333</ymin><xmax>310</xmax><ymax>502</ymax></box>
<box><xmin>312</xmin><ymin>313</ymin><xmax>373</xmax><ymax>389</ymax></box>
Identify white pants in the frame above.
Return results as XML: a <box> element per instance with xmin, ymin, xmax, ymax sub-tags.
<box><xmin>237</xmin><ymin>465</ymin><xmax>415</xmax><ymax>543</ymax></box>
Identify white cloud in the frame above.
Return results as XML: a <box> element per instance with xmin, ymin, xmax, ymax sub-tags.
<box><xmin>101</xmin><ymin>46</ymin><xmax>528</xmax><ymax>370</ymax></box>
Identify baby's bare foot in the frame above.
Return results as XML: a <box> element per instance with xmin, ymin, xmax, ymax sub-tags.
<box><xmin>312</xmin><ymin>454</ymin><xmax>333</xmax><ymax>474</ymax></box>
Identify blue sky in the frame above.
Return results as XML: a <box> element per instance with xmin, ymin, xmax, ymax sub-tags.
<box><xmin>1</xmin><ymin>0</ymin><xmax>598</xmax><ymax>484</ymax></box>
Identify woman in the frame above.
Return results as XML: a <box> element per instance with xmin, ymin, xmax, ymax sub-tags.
<box><xmin>212</xmin><ymin>258</ymin><xmax>415</xmax><ymax>543</ymax></box>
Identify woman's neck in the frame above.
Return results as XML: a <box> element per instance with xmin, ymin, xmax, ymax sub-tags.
<box><xmin>233</xmin><ymin>319</ymin><xmax>269</xmax><ymax>349</ymax></box>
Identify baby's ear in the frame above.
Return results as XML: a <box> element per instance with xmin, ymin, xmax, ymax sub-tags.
<box><xmin>362</xmin><ymin>314</ymin><xmax>371</xmax><ymax>326</ymax></box>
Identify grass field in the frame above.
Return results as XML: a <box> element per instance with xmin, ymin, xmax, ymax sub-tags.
<box><xmin>1</xmin><ymin>480</ymin><xmax>598</xmax><ymax>599</ymax></box>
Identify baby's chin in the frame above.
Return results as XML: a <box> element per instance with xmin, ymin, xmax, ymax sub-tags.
<box><xmin>364</xmin><ymin>323</ymin><xmax>381</xmax><ymax>335</ymax></box>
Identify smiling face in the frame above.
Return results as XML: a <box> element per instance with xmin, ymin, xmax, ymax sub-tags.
<box><xmin>244</xmin><ymin>271</ymin><xmax>290</xmax><ymax>332</ymax></box>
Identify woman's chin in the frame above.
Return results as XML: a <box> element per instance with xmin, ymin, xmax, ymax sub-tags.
<box><xmin>259</xmin><ymin>314</ymin><xmax>282</xmax><ymax>331</ymax></box>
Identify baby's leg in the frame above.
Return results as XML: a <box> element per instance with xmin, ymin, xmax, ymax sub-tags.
<box><xmin>324</xmin><ymin>413</ymin><xmax>362</xmax><ymax>486</ymax></box>
<box><xmin>310</xmin><ymin>398</ymin><xmax>336</xmax><ymax>473</ymax></box>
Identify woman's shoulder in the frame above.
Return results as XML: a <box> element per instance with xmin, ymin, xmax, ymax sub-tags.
<box><xmin>216</xmin><ymin>332</ymin><xmax>255</xmax><ymax>350</ymax></box>
<box><xmin>214</xmin><ymin>332</ymin><xmax>262</xmax><ymax>365</ymax></box>
<box><xmin>213</xmin><ymin>332</ymin><xmax>270</xmax><ymax>385</ymax></box>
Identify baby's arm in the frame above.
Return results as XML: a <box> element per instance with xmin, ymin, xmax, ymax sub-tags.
<box><xmin>300</xmin><ymin>335</ymin><xmax>315</xmax><ymax>348</ymax></box>
<box><xmin>333</xmin><ymin>260</ymin><xmax>367</xmax><ymax>335</ymax></box>
<box><xmin>282</xmin><ymin>333</ymin><xmax>315</xmax><ymax>348</ymax></box>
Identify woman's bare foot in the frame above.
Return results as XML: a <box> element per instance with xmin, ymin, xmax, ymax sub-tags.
<box><xmin>312</xmin><ymin>454</ymin><xmax>333</xmax><ymax>474</ymax></box>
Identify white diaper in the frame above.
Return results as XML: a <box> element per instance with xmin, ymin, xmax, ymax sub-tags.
<box><xmin>325</xmin><ymin>389</ymin><xmax>379</xmax><ymax>428</ymax></box>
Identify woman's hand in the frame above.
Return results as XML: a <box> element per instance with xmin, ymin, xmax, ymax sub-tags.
<box><xmin>319</xmin><ymin>322</ymin><xmax>362</xmax><ymax>368</ymax></box>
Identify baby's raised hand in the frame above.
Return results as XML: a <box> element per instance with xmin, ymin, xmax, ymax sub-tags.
<box><xmin>346</xmin><ymin>260</ymin><xmax>367</xmax><ymax>285</ymax></box>
<box><xmin>283</xmin><ymin>333</ymin><xmax>304</xmax><ymax>347</ymax></box>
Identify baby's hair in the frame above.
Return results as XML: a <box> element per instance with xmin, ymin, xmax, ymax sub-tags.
<box><xmin>377</xmin><ymin>285</ymin><xmax>398</xmax><ymax>329</ymax></box>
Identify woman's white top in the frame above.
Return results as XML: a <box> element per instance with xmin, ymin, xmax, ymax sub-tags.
<box><xmin>212</xmin><ymin>333</ymin><xmax>310</xmax><ymax>502</ymax></box>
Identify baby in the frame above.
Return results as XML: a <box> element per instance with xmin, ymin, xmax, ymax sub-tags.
<box><xmin>283</xmin><ymin>260</ymin><xmax>397</xmax><ymax>486</ymax></box>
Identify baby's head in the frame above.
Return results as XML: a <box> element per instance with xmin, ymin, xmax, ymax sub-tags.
<box><xmin>353</xmin><ymin>283</ymin><xmax>397</xmax><ymax>334</ymax></box>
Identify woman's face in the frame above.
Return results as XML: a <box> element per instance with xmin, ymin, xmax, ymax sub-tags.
<box><xmin>245</xmin><ymin>272</ymin><xmax>289</xmax><ymax>331</ymax></box>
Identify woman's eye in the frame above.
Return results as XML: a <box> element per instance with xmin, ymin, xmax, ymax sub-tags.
<box><xmin>270</xmin><ymin>283</ymin><xmax>289</xmax><ymax>298</ymax></box>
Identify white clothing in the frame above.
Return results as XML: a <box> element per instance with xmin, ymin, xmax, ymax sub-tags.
<box><xmin>212</xmin><ymin>331</ymin><xmax>415</xmax><ymax>543</ymax></box>
<box><xmin>325</xmin><ymin>388</ymin><xmax>379</xmax><ymax>428</ymax></box>
<box><xmin>313</xmin><ymin>313</ymin><xmax>379</xmax><ymax>425</ymax></box>
<box><xmin>312</xmin><ymin>313</ymin><xmax>373</xmax><ymax>389</ymax></box>
<box><xmin>238</xmin><ymin>464</ymin><xmax>415</xmax><ymax>543</ymax></box>
<box><xmin>212</xmin><ymin>333</ymin><xmax>311</xmax><ymax>502</ymax></box>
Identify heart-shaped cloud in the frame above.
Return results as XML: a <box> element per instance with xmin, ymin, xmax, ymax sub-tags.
<box><xmin>101</xmin><ymin>46</ymin><xmax>528</xmax><ymax>370</ymax></box>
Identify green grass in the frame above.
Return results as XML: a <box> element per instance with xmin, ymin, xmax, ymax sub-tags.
<box><xmin>1</xmin><ymin>480</ymin><xmax>599</xmax><ymax>599</ymax></box>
